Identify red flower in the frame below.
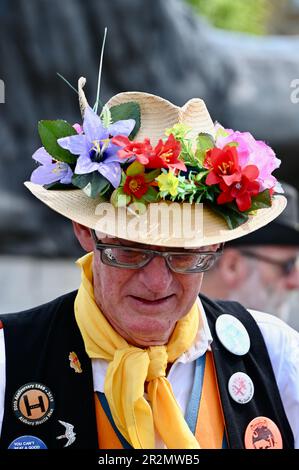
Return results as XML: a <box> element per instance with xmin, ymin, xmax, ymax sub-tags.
<box><xmin>113</xmin><ymin>134</ymin><xmax>186</xmax><ymax>171</ymax></box>
<box><xmin>204</xmin><ymin>146</ymin><xmax>241</xmax><ymax>186</ymax></box>
<box><xmin>112</xmin><ymin>135</ymin><xmax>153</xmax><ymax>163</ymax></box>
<box><xmin>146</xmin><ymin>134</ymin><xmax>186</xmax><ymax>171</ymax></box>
<box><xmin>217</xmin><ymin>165</ymin><xmax>260</xmax><ymax>211</ymax></box>
<box><xmin>123</xmin><ymin>174</ymin><xmax>149</xmax><ymax>199</ymax></box>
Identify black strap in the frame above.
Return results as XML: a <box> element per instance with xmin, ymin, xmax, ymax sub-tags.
<box><xmin>200</xmin><ymin>294</ymin><xmax>294</xmax><ymax>449</ymax></box>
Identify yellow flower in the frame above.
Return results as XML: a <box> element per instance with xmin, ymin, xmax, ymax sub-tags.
<box><xmin>165</xmin><ymin>123</ymin><xmax>191</xmax><ymax>140</ymax></box>
<box><xmin>156</xmin><ymin>171</ymin><xmax>179</xmax><ymax>197</ymax></box>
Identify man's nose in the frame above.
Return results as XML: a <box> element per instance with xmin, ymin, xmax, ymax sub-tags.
<box><xmin>138</xmin><ymin>255</ymin><xmax>173</xmax><ymax>292</ymax></box>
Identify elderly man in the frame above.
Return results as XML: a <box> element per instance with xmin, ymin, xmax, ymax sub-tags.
<box><xmin>0</xmin><ymin>81</ymin><xmax>298</xmax><ymax>450</ymax></box>
<box><xmin>201</xmin><ymin>182</ymin><xmax>299</xmax><ymax>329</ymax></box>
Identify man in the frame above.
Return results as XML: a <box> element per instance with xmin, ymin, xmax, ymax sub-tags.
<box><xmin>0</xmin><ymin>79</ymin><xmax>298</xmax><ymax>450</ymax></box>
<box><xmin>201</xmin><ymin>182</ymin><xmax>299</xmax><ymax>329</ymax></box>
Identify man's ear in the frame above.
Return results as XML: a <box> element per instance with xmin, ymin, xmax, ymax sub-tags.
<box><xmin>72</xmin><ymin>221</ymin><xmax>94</xmax><ymax>252</ymax></box>
<box><xmin>217</xmin><ymin>248</ymin><xmax>249</xmax><ymax>288</ymax></box>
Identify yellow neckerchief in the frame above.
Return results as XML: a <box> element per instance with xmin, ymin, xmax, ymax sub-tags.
<box><xmin>74</xmin><ymin>252</ymin><xmax>200</xmax><ymax>449</ymax></box>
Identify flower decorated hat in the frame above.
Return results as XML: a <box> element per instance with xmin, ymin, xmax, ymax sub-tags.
<box><xmin>25</xmin><ymin>76</ymin><xmax>286</xmax><ymax>247</ymax></box>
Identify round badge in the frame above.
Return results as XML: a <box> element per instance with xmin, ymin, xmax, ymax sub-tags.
<box><xmin>244</xmin><ymin>416</ymin><xmax>283</xmax><ymax>449</ymax></box>
<box><xmin>8</xmin><ymin>435</ymin><xmax>48</xmax><ymax>449</ymax></box>
<box><xmin>228</xmin><ymin>372</ymin><xmax>254</xmax><ymax>404</ymax></box>
<box><xmin>215</xmin><ymin>314</ymin><xmax>250</xmax><ymax>356</ymax></box>
<box><xmin>12</xmin><ymin>382</ymin><xmax>55</xmax><ymax>426</ymax></box>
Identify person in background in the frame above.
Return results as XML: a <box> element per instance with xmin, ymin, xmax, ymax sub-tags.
<box><xmin>201</xmin><ymin>182</ymin><xmax>299</xmax><ymax>330</ymax></box>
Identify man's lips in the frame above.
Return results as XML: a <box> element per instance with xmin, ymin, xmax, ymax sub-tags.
<box><xmin>128</xmin><ymin>294</ymin><xmax>175</xmax><ymax>305</ymax></box>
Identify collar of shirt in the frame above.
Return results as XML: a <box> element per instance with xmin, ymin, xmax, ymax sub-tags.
<box><xmin>92</xmin><ymin>297</ymin><xmax>213</xmax><ymax>392</ymax></box>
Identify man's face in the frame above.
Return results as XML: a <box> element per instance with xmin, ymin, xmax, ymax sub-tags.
<box><xmin>91</xmin><ymin>236</ymin><xmax>209</xmax><ymax>347</ymax></box>
<box><xmin>230</xmin><ymin>245</ymin><xmax>299</xmax><ymax>318</ymax></box>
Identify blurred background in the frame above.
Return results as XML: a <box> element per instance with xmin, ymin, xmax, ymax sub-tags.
<box><xmin>0</xmin><ymin>0</ymin><xmax>298</xmax><ymax>325</ymax></box>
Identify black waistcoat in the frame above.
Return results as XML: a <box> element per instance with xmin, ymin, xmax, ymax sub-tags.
<box><xmin>0</xmin><ymin>291</ymin><xmax>294</xmax><ymax>449</ymax></box>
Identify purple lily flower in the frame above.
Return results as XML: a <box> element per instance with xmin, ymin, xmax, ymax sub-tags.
<box><xmin>30</xmin><ymin>147</ymin><xmax>73</xmax><ymax>185</ymax></box>
<box><xmin>57</xmin><ymin>106</ymin><xmax>135</xmax><ymax>188</ymax></box>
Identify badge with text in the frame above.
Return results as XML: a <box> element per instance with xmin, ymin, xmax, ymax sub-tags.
<box><xmin>12</xmin><ymin>382</ymin><xmax>55</xmax><ymax>426</ymax></box>
<box><xmin>8</xmin><ymin>435</ymin><xmax>48</xmax><ymax>449</ymax></box>
<box><xmin>228</xmin><ymin>372</ymin><xmax>254</xmax><ymax>404</ymax></box>
<box><xmin>244</xmin><ymin>416</ymin><xmax>283</xmax><ymax>449</ymax></box>
<box><xmin>69</xmin><ymin>351</ymin><xmax>82</xmax><ymax>373</ymax></box>
<box><xmin>215</xmin><ymin>314</ymin><xmax>250</xmax><ymax>356</ymax></box>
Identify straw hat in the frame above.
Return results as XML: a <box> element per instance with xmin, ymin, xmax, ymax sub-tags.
<box><xmin>25</xmin><ymin>78</ymin><xmax>286</xmax><ymax>248</ymax></box>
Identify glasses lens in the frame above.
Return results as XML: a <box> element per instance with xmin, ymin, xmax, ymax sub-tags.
<box><xmin>168</xmin><ymin>253</ymin><xmax>217</xmax><ymax>272</ymax></box>
<box><xmin>102</xmin><ymin>247</ymin><xmax>150</xmax><ymax>267</ymax></box>
<box><xmin>284</xmin><ymin>257</ymin><xmax>298</xmax><ymax>275</ymax></box>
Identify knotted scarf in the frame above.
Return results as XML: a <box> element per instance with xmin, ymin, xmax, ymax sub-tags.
<box><xmin>74</xmin><ymin>252</ymin><xmax>200</xmax><ymax>449</ymax></box>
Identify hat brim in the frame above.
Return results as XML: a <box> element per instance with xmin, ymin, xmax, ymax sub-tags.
<box><xmin>227</xmin><ymin>220</ymin><xmax>299</xmax><ymax>246</ymax></box>
<box><xmin>24</xmin><ymin>182</ymin><xmax>287</xmax><ymax>248</ymax></box>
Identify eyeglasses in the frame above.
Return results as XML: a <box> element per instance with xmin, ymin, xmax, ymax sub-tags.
<box><xmin>239</xmin><ymin>249</ymin><xmax>299</xmax><ymax>276</ymax></box>
<box><xmin>91</xmin><ymin>230</ymin><xmax>223</xmax><ymax>273</ymax></box>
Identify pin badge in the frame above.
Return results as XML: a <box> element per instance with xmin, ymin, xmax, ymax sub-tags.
<box><xmin>69</xmin><ymin>352</ymin><xmax>82</xmax><ymax>373</ymax></box>
<box><xmin>8</xmin><ymin>435</ymin><xmax>48</xmax><ymax>449</ymax></box>
<box><xmin>215</xmin><ymin>314</ymin><xmax>250</xmax><ymax>356</ymax></box>
<box><xmin>228</xmin><ymin>372</ymin><xmax>254</xmax><ymax>404</ymax></box>
<box><xmin>56</xmin><ymin>420</ymin><xmax>76</xmax><ymax>447</ymax></box>
<box><xmin>244</xmin><ymin>416</ymin><xmax>283</xmax><ymax>449</ymax></box>
<box><xmin>12</xmin><ymin>382</ymin><xmax>55</xmax><ymax>426</ymax></box>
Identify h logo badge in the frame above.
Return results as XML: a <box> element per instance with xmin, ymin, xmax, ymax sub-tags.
<box><xmin>13</xmin><ymin>383</ymin><xmax>55</xmax><ymax>425</ymax></box>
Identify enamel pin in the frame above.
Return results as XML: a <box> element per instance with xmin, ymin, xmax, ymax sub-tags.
<box><xmin>69</xmin><ymin>352</ymin><xmax>82</xmax><ymax>373</ymax></box>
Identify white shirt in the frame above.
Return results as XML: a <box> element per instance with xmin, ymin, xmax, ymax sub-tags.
<box><xmin>0</xmin><ymin>299</ymin><xmax>299</xmax><ymax>448</ymax></box>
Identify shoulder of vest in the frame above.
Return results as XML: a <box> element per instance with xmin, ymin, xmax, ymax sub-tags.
<box><xmin>199</xmin><ymin>293</ymin><xmax>249</xmax><ymax>319</ymax></box>
<box><xmin>0</xmin><ymin>290</ymin><xmax>78</xmax><ymax>329</ymax></box>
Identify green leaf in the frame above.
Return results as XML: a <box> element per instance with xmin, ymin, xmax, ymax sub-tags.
<box><xmin>196</xmin><ymin>133</ymin><xmax>215</xmax><ymax>164</ymax></box>
<box><xmin>38</xmin><ymin>120</ymin><xmax>78</xmax><ymax>164</ymax></box>
<box><xmin>126</xmin><ymin>160</ymin><xmax>144</xmax><ymax>177</ymax></box>
<box><xmin>110</xmin><ymin>102</ymin><xmax>141</xmax><ymax>139</ymax></box>
<box><xmin>208</xmin><ymin>202</ymin><xmax>249</xmax><ymax>229</ymax></box>
<box><xmin>72</xmin><ymin>172</ymin><xmax>110</xmax><ymax>198</ymax></box>
<box><xmin>246</xmin><ymin>190</ymin><xmax>271</xmax><ymax>212</ymax></box>
<box><xmin>111</xmin><ymin>188</ymin><xmax>130</xmax><ymax>207</ymax></box>
<box><xmin>226</xmin><ymin>141</ymin><xmax>239</xmax><ymax>148</ymax></box>
<box><xmin>71</xmin><ymin>173</ymin><xmax>91</xmax><ymax>189</ymax></box>
<box><xmin>144</xmin><ymin>169</ymin><xmax>160</xmax><ymax>183</ymax></box>
<box><xmin>44</xmin><ymin>182</ymin><xmax>74</xmax><ymax>190</ymax></box>
<box><xmin>100</xmin><ymin>105</ymin><xmax>112</xmax><ymax>128</ymax></box>
<box><xmin>142</xmin><ymin>186</ymin><xmax>159</xmax><ymax>203</ymax></box>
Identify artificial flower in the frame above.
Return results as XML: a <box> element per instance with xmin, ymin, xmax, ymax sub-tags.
<box><xmin>123</xmin><ymin>174</ymin><xmax>149</xmax><ymax>199</ymax></box>
<box><xmin>58</xmin><ymin>105</ymin><xmax>135</xmax><ymax>188</ymax></box>
<box><xmin>147</xmin><ymin>134</ymin><xmax>185</xmax><ymax>171</ymax></box>
<box><xmin>217</xmin><ymin>165</ymin><xmax>260</xmax><ymax>211</ymax></box>
<box><xmin>112</xmin><ymin>136</ymin><xmax>153</xmax><ymax>164</ymax></box>
<box><xmin>114</xmin><ymin>134</ymin><xmax>186</xmax><ymax>172</ymax></box>
<box><xmin>165</xmin><ymin>123</ymin><xmax>191</xmax><ymax>140</ymax></box>
<box><xmin>203</xmin><ymin>146</ymin><xmax>240</xmax><ymax>186</ymax></box>
<box><xmin>30</xmin><ymin>147</ymin><xmax>73</xmax><ymax>185</ymax></box>
<box><xmin>156</xmin><ymin>171</ymin><xmax>179</xmax><ymax>197</ymax></box>
<box><xmin>215</xmin><ymin>124</ymin><xmax>282</xmax><ymax>193</ymax></box>
<box><xmin>72</xmin><ymin>123</ymin><xmax>83</xmax><ymax>134</ymax></box>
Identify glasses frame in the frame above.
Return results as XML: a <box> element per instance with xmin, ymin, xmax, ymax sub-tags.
<box><xmin>91</xmin><ymin>230</ymin><xmax>223</xmax><ymax>273</ymax></box>
<box><xmin>239</xmin><ymin>249</ymin><xmax>299</xmax><ymax>276</ymax></box>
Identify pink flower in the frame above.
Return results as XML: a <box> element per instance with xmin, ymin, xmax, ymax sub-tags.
<box><xmin>215</xmin><ymin>124</ymin><xmax>283</xmax><ymax>193</ymax></box>
<box><xmin>72</xmin><ymin>123</ymin><xmax>83</xmax><ymax>134</ymax></box>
